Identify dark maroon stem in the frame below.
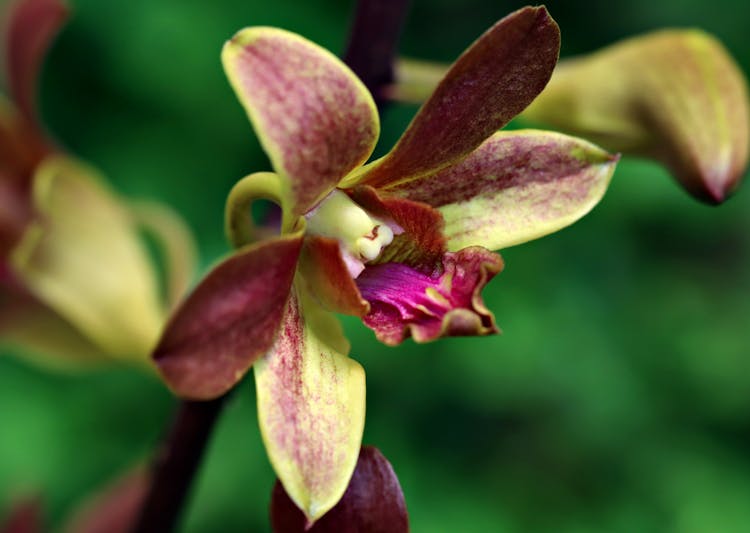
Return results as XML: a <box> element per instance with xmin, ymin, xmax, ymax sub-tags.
<box><xmin>343</xmin><ymin>0</ymin><xmax>410</xmax><ymax>106</ymax></box>
<box><xmin>131</xmin><ymin>396</ymin><xmax>226</xmax><ymax>533</ymax></box>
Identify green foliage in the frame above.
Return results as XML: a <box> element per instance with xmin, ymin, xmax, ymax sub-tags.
<box><xmin>2</xmin><ymin>0</ymin><xmax>749</xmax><ymax>531</ymax></box>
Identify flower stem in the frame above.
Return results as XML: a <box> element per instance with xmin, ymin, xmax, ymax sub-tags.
<box><xmin>131</xmin><ymin>395</ymin><xmax>227</xmax><ymax>533</ymax></box>
<box><xmin>343</xmin><ymin>0</ymin><xmax>411</xmax><ymax>106</ymax></box>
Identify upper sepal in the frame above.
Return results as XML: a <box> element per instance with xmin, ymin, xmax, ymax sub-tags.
<box><xmin>222</xmin><ymin>27</ymin><xmax>380</xmax><ymax>217</ymax></box>
<box><xmin>154</xmin><ymin>233</ymin><xmax>303</xmax><ymax>400</ymax></box>
<box><xmin>270</xmin><ymin>446</ymin><xmax>409</xmax><ymax>533</ymax></box>
<box><xmin>522</xmin><ymin>29</ymin><xmax>749</xmax><ymax>204</ymax></box>
<box><xmin>349</xmin><ymin>6</ymin><xmax>560</xmax><ymax>189</ymax></box>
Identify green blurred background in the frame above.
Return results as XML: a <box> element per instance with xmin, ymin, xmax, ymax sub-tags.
<box><xmin>2</xmin><ymin>0</ymin><xmax>750</xmax><ymax>531</ymax></box>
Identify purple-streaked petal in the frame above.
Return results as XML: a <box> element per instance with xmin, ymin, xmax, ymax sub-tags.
<box><xmin>154</xmin><ymin>233</ymin><xmax>303</xmax><ymax>400</ymax></box>
<box><xmin>271</xmin><ymin>446</ymin><xmax>408</xmax><ymax>533</ymax></box>
<box><xmin>255</xmin><ymin>286</ymin><xmax>365</xmax><ymax>524</ymax></box>
<box><xmin>3</xmin><ymin>0</ymin><xmax>68</xmax><ymax>122</ymax></box>
<box><xmin>222</xmin><ymin>27</ymin><xmax>379</xmax><ymax>217</ymax></box>
<box><xmin>298</xmin><ymin>235</ymin><xmax>369</xmax><ymax>317</ymax></box>
<box><xmin>385</xmin><ymin>130</ymin><xmax>617</xmax><ymax>251</ymax></box>
<box><xmin>522</xmin><ymin>30</ymin><xmax>750</xmax><ymax>203</ymax></box>
<box><xmin>348</xmin><ymin>6</ymin><xmax>559</xmax><ymax>189</ymax></box>
<box><xmin>356</xmin><ymin>246</ymin><xmax>503</xmax><ymax>345</ymax></box>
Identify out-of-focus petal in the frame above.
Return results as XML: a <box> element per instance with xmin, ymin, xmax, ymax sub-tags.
<box><xmin>385</xmin><ymin>130</ymin><xmax>617</xmax><ymax>251</ymax></box>
<box><xmin>130</xmin><ymin>200</ymin><xmax>197</xmax><ymax>311</ymax></box>
<box><xmin>271</xmin><ymin>446</ymin><xmax>408</xmax><ymax>533</ymax></box>
<box><xmin>222</xmin><ymin>27</ymin><xmax>379</xmax><ymax>217</ymax></box>
<box><xmin>522</xmin><ymin>30</ymin><xmax>750</xmax><ymax>203</ymax></box>
<box><xmin>0</xmin><ymin>98</ymin><xmax>49</xmax><ymax>179</ymax></box>
<box><xmin>0</xmin><ymin>172</ymin><xmax>33</xmax><ymax>255</ymax></box>
<box><xmin>3</xmin><ymin>0</ymin><xmax>68</xmax><ymax>123</ymax></box>
<box><xmin>255</xmin><ymin>286</ymin><xmax>365</xmax><ymax>524</ymax></box>
<box><xmin>9</xmin><ymin>156</ymin><xmax>164</xmax><ymax>362</ymax></box>
<box><xmin>0</xmin><ymin>495</ymin><xmax>42</xmax><ymax>533</ymax></box>
<box><xmin>63</xmin><ymin>466</ymin><xmax>148</xmax><ymax>533</ymax></box>
<box><xmin>347</xmin><ymin>6</ymin><xmax>560</xmax><ymax>189</ymax></box>
<box><xmin>356</xmin><ymin>247</ymin><xmax>502</xmax><ymax>346</ymax></box>
<box><xmin>298</xmin><ymin>235</ymin><xmax>369</xmax><ymax>317</ymax></box>
<box><xmin>154</xmin><ymin>232</ymin><xmax>303</xmax><ymax>400</ymax></box>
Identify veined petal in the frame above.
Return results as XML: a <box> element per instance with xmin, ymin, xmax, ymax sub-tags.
<box><xmin>222</xmin><ymin>27</ymin><xmax>380</xmax><ymax>217</ymax></box>
<box><xmin>386</xmin><ymin>130</ymin><xmax>617</xmax><ymax>251</ymax></box>
<box><xmin>298</xmin><ymin>235</ymin><xmax>369</xmax><ymax>317</ymax></box>
<box><xmin>255</xmin><ymin>286</ymin><xmax>365</xmax><ymax>524</ymax></box>
<box><xmin>356</xmin><ymin>247</ymin><xmax>503</xmax><ymax>346</ymax></box>
<box><xmin>271</xmin><ymin>446</ymin><xmax>409</xmax><ymax>533</ymax></box>
<box><xmin>522</xmin><ymin>30</ymin><xmax>750</xmax><ymax>203</ymax></box>
<box><xmin>347</xmin><ymin>6</ymin><xmax>560</xmax><ymax>189</ymax></box>
<box><xmin>154</xmin><ymin>233</ymin><xmax>303</xmax><ymax>400</ymax></box>
<box><xmin>9</xmin><ymin>156</ymin><xmax>165</xmax><ymax>362</ymax></box>
<box><xmin>3</xmin><ymin>0</ymin><xmax>68</xmax><ymax>122</ymax></box>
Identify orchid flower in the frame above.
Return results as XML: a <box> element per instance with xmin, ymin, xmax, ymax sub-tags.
<box><xmin>0</xmin><ymin>0</ymin><xmax>195</xmax><ymax>368</ymax></box>
<box><xmin>391</xmin><ymin>29</ymin><xmax>750</xmax><ymax>204</ymax></box>
<box><xmin>153</xmin><ymin>6</ymin><xmax>618</xmax><ymax>523</ymax></box>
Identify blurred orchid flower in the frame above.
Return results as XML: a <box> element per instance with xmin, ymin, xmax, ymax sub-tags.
<box><xmin>153</xmin><ymin>6</ymin><xmax>617</xmax><ymax>523</ymax></box>
<box><xmin>0</xmin><ymin>0</ymin><xmax>196</xmax><ymax>369</ymax></box>
<box><xmin>391</xmin><ymin>29</ymin><xmax>750</xmax><ymax>204</ymax></box>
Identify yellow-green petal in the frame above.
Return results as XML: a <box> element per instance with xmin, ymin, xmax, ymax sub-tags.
<box><xmin>9</xmin><ymin>155</ymin><xmax>164</xmax><ymax>362</ymax></box>
<box><xmin>255</xmin><ymin>284</ymin><xmax>365</xmax><ymax>524</ymax></box>
<box><xmin>522</xmin><ymin>29</ymin><xmax>750</xmax><ymax>203</ymax></box>
<box><xmin>222</xmin><ymin>27</ymin><xmax>380</xmax><ymax>217</ymax></box>
<box><xmin>385</xmin><ymin>130</ymin><xmax>617</xmax><ymax>251</ymax></box>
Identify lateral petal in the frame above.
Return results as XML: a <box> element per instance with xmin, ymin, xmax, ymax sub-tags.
<box><xmin>271</xmin><ymin>446</ymin><xmax>409</xmax><ymax>533</ymax></box>
<box><xmin>255</xmin><ymin>286</ymin><xmax>365</xmax><ymax>524</ymax></box>
<box><xmin>10</xmin><ymin>156</ymin><xmax>165</xmax><ymax>362</ymax></box>
<box><xmin>222</xmin><ymin>27</ymin><xmax>379</xmax><ymax>217</ymax></box>
<box><xmin>3</xmin><ymin>0</ymin><xmax>68</xmax><ymax>122</ymax></box>
<box><xmin>356</xmin><ymin>247</ymin><xmax>503</xmax><ymax>346</ymax></box>
<box><xmin>347</xmin><ymin>6</ymin><xmax>559</xmax><ymax>189</ymax></box>
<box><xmin>386</xmin><ymin>130</ymin><xmax>617</xmax><ymax>251</ymax></box>
<box><xmin>522</xmin><ymin>30</ymin><xmax>750</xmax><ymax>203</ymax></box>
<box><xmin>154</xmin><ymin>233</ymin><xmax>303</xmax><ymax>400</ymax></box>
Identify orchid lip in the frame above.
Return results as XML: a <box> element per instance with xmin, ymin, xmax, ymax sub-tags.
<box><xmin>305</xmin><ymin>189</ymin><xmax>401</xmax><ymax>278</ymax></box>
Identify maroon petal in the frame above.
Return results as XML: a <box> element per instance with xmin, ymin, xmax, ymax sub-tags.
<box><xmin>0</xmin><ymin>497</ymin><xmax>42</xmax><ymax>533</ymax></box>
<box><xmin>352</xmin><ymin>6</ymin><xmax>560</xmax><ymax>189</ymax></box>
<box><xmin>153</xmin><ymin>234</ymin><xmax>303</xmax><ymax>400</ymax></box>
<box><xmin>3</xmin><ymin>0</ymin><xmax>68</xmax><ymax>123</ymax></box>
<box><xmin>270</xmin><ymin>446</ymin><xmax>408</xmax><ymax>533</ymax></box>
<box><xmin>356</xmin><ymin>247</ymin><xmax>503</xmax><ymax>345</ymax></box>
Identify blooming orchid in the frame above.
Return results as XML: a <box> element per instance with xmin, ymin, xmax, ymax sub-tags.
<box><xmin>153</xmin><ymin>6</ymin><xmax>618</xmax><ymax>523</ymax></box>
<box><xmin>0</xmin><ymin>0</ymin><xmax>195</xmax><ymax>368</ymax></box>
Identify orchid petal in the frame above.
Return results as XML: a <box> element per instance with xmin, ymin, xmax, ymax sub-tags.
<box><xmin>347</xmin><ymin>6</ymin><xmax>559</xmax><ymax>189</ymax></box>
<box><xmin>0</xmin><ymin>172</ymin><xmax>32</xmax><ymax>255</ymax></box>
<box><xmin>3</xmin><ymin>0</ymin><xmax>68</xmax><ymax>122</ymax></box>
<box><xmin>130</xmin><ymin>200</ymin><xmax>197</xmax><ymax>311</ymax></box>
<box><xmin>356</xmin><ymin>247</ymin><xmax>503</xmax><ymax>346</ymax></box>
<box><xmin>154</xmin><ymin>233</ymin><xmax>303</xmax><ymax>400</ymax></box>
<box><xmin>255</xmin><ymin>286</ymin><xmax>365</xmax><ymax>524</ymax></box>
<box><xmin>271</xmin><ymin>446</ymin><xmax>409</xmax><ymax>533</ymax></box>
<box><xmin>0</xmin><ymin>97</ymin><xmax>48</xmax><ymax>179</ymax></box>
<box><xmin>522</xmin><ymin>30</ymin><xmax>750</xmax><ymax>203</ymax></box>
<box><xmin>222</xmin><ymin>27</ymin><xmax>380</xmax><ymax>217</ymax></box>
<box><xmin>298</xmin><ymin>235</ymin><xmax>369</xmax><ymax>317</ymax></box>
<box><xmin>386</xmin><ymin>130</ymin><xmax>617</xmax><ymax>251</ymax></box>
<box><xmin>9</xmin><ymin>156</ymin><xmax>164</xmax><ymax>362</ymax></box>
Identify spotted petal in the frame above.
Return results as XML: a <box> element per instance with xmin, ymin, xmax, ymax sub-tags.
<box><xmin>348</xmin><ymin>6</ymin><xmax>560</xmax><ymax>189</ymax></box>
<box><xmin>356</xmin><ymin>247</ymin><xmax>503</xmax><ymax>345</ymax></box>
<box><xmin>3</xmin><ymin>0</ymin><xmax>68</xmax><ymax>122</ymax></box>
<box><xmin>154</xmin><ymin>233</ymin><xmax>303</xmax><ymax>400</ymax></box>
<box><xmin>222</xmin><ymin>27</ymin><xmax>379</xmax><ymax>217</ymax></box>
<box><xmin>255</xmin><ymin>286</ymin><xmax>365</xmax><ymax>524</ymax></box>
<box><xmin>385</xmin><ymin>130</ymin><xmax>617</xmax><ymax>251</ymax></box>
<box><xmin>522</xmin><ymin>30</ymin><xmax>750</xmax><ymax>203</ymax></box>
